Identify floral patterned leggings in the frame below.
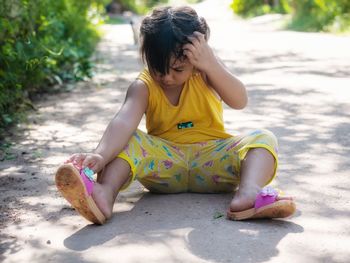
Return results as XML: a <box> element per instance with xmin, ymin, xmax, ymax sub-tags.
<box><xmin>117</xmin><ymin>129</ymin><xmax>278</xmax><ymax>193</ymax></box>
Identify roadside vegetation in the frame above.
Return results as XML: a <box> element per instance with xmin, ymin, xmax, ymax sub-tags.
<box><xmin>231</xmin><ymin>0</ymin><xmax>350</xmax><ymax>33</ymax></box>
<box><xmin>0</xmin><ymin>0</ymin><xmax>107</xmax><ymax>134</ymax></box>
<box><xmin>0</xmin><ymin>0</ymin><xmax>202</xmax><ymax>135</ymax></box>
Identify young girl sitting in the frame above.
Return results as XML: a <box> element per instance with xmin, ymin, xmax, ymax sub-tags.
<box><xmin>55</xmin><ymin>6</ymin><xmax>296</xmax><ymax>224</ymax></box>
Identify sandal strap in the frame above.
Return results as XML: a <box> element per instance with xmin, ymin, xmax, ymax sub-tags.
<box><xmin>254</xmin><ymin>186</ymin><xmax>278</xmax><ymax>209</ymax></box>
<box><xmin>80</xmin><ymin>167</ymin><xmax>94</xmax><ymax>195</ymax></box>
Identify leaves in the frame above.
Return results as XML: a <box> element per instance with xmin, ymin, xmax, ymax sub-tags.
<box><xmin>213</xmin><ymin>211</ymin><xmax>225</xmax><ymax>219</ymax></box>
<box><xmin>230</xmin><ymin>0</ymin><xmax>350</xmax><ymax>32</ymax></box>
<box><xmin>0</xmin><ymin>0</ymin><xmax>105</xmax><ymax>130</ymax></box>
<box><xmin>0</xmin><ymin>142</ymin><xmax>17</xmax><ymax>161</ymax></box>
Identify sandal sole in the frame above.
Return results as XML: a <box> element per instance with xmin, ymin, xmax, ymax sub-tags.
<box><xmin>55</xmin><ymin>164</ymin><xmax>106</xmax><ymax>225</ymax></box>
<box><xmin>227</xmin><ymin>200</ymin><xmax>296</xmax><ymax>220</ymax></box>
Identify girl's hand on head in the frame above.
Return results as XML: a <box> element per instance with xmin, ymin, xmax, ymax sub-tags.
<box><xmin>183</xmin><ymin>31</ymin><xmax>217</xmax><ymax>73</ymax></box>
<box><xmin>64</xmin><ymin>153</ymin><xmax>105</xmax><ymax>173</ymax></box>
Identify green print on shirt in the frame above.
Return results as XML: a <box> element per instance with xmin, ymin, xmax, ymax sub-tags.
<box><xmin>177</xmin><ymin>121</ymin><xmax>194</xmax><ymax>129</ymax></box>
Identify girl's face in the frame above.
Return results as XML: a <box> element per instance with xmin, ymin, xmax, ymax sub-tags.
<box><xmin>151</xmin><ymin>56</ymin><xmax>194</xmax><ymax>90</ymax></box>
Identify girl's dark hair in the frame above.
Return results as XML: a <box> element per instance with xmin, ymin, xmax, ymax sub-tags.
<box><xmin>140</xmin><ymin>6</ymin><xmax>210</xmax><ymax>75</ymax></box>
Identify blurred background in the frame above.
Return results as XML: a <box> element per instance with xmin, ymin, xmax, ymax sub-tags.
<box><xmin>1</xmin><ymin>0</ymin><xmax>349</xmax><ymax>139</ymax></box>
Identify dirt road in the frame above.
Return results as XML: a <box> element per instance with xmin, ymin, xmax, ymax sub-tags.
<box><xmin>1</xmin><ymin>0</ymin><xmax>350</xmax><ymax>262</ymax></box>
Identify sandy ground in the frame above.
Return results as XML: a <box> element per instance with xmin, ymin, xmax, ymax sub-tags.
<box><xmin>1</xmin><ymin>0</ymin><xmax>350</xmax><ymax>262</ymax></box>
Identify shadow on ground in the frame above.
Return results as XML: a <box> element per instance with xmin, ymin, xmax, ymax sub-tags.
<box><xmin>63</xmin><ymin>193</ymin><xmax>303</xmax><ymax>263</ymax></box>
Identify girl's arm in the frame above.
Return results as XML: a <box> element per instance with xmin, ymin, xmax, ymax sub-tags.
<box><xmin>94</xmin><ymin>80</ymin><xmax>148</xmax><ymax>166</ymax></box>
<box><xmin>183</xmin><ymin>32</ymin><xmax>247</xmax><ymax>109</ymax></box>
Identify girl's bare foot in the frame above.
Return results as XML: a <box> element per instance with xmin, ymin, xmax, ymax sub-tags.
<box><xmin>229</xmin><ymin>186</ymin><xmax>260</xmax><ymax>212</ymax></box>
<box><xmin>92</xmin><ymin>183</ymin><xmax>116</xmax><ymax>219</ymax></box>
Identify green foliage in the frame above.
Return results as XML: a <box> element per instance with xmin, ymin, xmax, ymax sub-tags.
<box><xmin>0</xmin><ymin>0</ymin><xmax>107</xmax><ymax>132</ymax></box>
<box><xmin>231</xmin><ymin>0</ymin><xmax>290</xmax><ymax>18</ymax></box>
<box><xmin>230</xmin><ymin>0</ymin><xmax>350</xmax><ymax>32</ymax></box>
<box><xmin>0</xmin><ymin>141</ymin><xmax>16</xmax><ymax>161</ymax></box>
<box><xmin>288</xmin><ymin>0</ymin><xmax>350</xmax><ymax>32</ymax></box>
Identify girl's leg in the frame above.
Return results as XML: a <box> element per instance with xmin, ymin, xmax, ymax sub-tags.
<box><xmin>92</xmin><ymin>158</ymin><xmax>131</xmax><ymax>219</ymax></box>
<box><xmin>230</xmin><ymin>148</ymin><xmax>276</xmax><ymax>212</ymax></box>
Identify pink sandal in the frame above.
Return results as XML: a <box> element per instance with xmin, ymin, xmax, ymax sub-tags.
<box><xmin>55</xmin><ymin>163</ymin><xmax>106</xmax><ymax>224</ymax></box>
<box><xmin>227</xmin><ymin>186</ymin><xmax>296</xmax><ymax>220</ymax></box>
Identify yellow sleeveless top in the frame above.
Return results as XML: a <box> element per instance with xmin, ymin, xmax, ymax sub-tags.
<box><xmin>137</xmin><ymin>69</ymin><xmax>232</xmax><ymax>144</ymax></box>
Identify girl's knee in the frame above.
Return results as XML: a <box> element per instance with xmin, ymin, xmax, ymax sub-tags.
<box><xmin>254</xmin><ymin>129</ymin><xmax>278</xmax><ymax>147</ymax></box>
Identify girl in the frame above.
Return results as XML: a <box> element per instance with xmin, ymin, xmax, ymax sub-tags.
<box><xmin>55</xmin><ymin>6</ymin><xmax>295</xmax><ymax>224</ymax></box>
